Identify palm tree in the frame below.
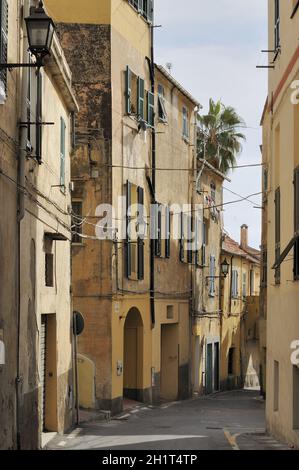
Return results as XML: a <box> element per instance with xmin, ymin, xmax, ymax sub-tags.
<box><xmin>197</xmin><ymin>99</ymin><xmax>246</xmax><ymax>175</ymax></box>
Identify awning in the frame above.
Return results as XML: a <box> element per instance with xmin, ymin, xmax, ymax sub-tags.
<box><xmin>45</xmin><ymin>232</ymin><xmax>68</xmax><ymax>241</ymax></box>
<box><xmin>272</xmin><ymin>233</ymin><xmax>299</xmax><ymax>269</ymax></box>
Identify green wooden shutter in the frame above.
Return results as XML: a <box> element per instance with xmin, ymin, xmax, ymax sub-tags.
<box><xmin>137</xmin><ymin>77</ymin><xmax>145</xmax><ymax>119</ymax></box>
<box><xmin>125</xmin><ymin>181</ymin><xmax>132</xmax><ymax>278</ymax></box>
<box><xmin>125</xmin><ymin>66</ymin><xmax>132</xmax><ymax>114</ymax></box>
<box><xmin>0</xmin><ymin>0</ymin><xmax>8</xmax><ymax>92</ymax></box>
<box><xmin>147</xmin><ymin>91</ymin><xmax>154</xmax><ymax>127</ymax></box>
<box><xmin>60</xmin><ymin>117</ymin><xmax>66</xmax><ymax>187</ymax></box>
<box><xmin>137</xmin><ymin>186</ymin><xmax>144</xmax><ymax>280</ymax></box>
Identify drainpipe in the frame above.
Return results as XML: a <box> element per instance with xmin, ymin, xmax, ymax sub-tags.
<box><xmin>150</xmin><ymin>3</ymin><xmax>155</xmax><ymax>327</ymax></box>
<box><xmin>16</xmin><ymin>0</ymin><xmax>30</xmax><ymax>449</ymax></box>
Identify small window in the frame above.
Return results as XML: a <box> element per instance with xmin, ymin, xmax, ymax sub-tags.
<box><xmin>167</xmin><ymin>305</ymin><xmax>174</xmax><ymax>319</ymax></box>
<box><xmin>182</xmin><ymin>106</ymin><xmax>189</xmax><ymax>139</ymax></box>
<box><xmin>158</xmin><ymin>84</ymin><xmax>167</xmax><ymax>122</ymax></box>
<box><xmin>72</xmin><ymin>201</ymin><xmax>83</xmax><ymax>244</ymax></box>
<box><xmin>45</xmin><ymin>253</ymin><xmax>54</xmax><ymax>287</ymax></box>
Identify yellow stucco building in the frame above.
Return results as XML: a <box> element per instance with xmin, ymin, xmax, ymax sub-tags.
<box><xmin>221</xmin><ymin>226</ymin><xmax>260</xmax><ymax>391</ymax></box>
<box><xmin>261</xmin><ymin>0</ymin><xmax>299</xmax><ymax>448</ymax></box>
<box><xmin>45</xmin><ymin>0</ymin><xmax>199</xmax><ymax>413</ymax></box>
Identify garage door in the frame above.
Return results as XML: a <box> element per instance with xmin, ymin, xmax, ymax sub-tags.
<box><xmin>40</xmin><ymin>315</ymin><xmax>47</xmax><ymax>431</ymax></box>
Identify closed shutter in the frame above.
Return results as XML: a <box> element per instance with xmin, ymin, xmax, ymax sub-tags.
<box><xmin>202</xmin><ymin>222</ymin><xmax>206</xmax><ymax>266</ymax></box>
<box><xmin>209</xmin><ymin>256</ymin><xmax>215</xmax><ymax>295</ymax></box>
<box><xmin>147</xmin><ymin>91</ymin><xmax>155</xmax><ymax>127</ymax></box>
<box><xmin>137</xmin><ymin>77</ymin><xmax>145</xmax><ymax>119</ymax></box>
<box><xmin>0</xmin><ymin>0</ymin><xmax>8</xmax><ymax>93</ymax></box>
<box><xmin>137</xmin><ymin>186</ymin><xmax>144</xmax><ymax>280</ymax></box>
<box><xmin>125</xmin><ymin>181</ymin><xmax>132</xmax><ymax>278</ymax></box>
<box><xmin>40</xmin><ymin>316</ymin><xmax>47</xmax><ymax>431</ymax></box>
<box><xmin>148</xmin><ymin>0</ymin><xmax>153</xmax><ymax>22</ymax></box>
<box><xmin>187</xmin><ymin>216</ymin><xmax>193</xmax><ymax>264</ymax></box>
<box><xmin>125</xmin><ymin>66</ymin><xmax>132</xmax><ymax>114</ymax></box>
<box><xmin>155</xmin><ymin>204</ymin><xmax>162</xmax><ymax>257</ymax></box>
<box><xmin>179</xmin><ymin>212</ymin><xmax>184</xmax><ymax>262</ymax></box>
<box><xmin>60</xmin><ymin>117</ymin><xmax>66</xmax><ymax>187</ymax></box>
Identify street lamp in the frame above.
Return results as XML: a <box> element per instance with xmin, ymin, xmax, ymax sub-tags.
<box><xmin>220</xmin><ymin>258</ymin><xmax>230</xmax><ymax>279</ymax></box>
<box><xmin>0</xmin><ymin>1</ymin><xmax>55</xmax><ymax>70</ymax></box>
<box><xmin>25</xmin><ymin>1</ymin><xmax>55</xmax><ymax>65</ymax></box>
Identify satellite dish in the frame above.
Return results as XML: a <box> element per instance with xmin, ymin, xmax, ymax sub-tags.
<box><xmin>73</xmin><ymin>311</ymin><xmax>85</xmax><ymax>336</ymax></box>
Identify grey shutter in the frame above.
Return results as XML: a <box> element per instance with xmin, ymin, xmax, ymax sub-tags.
<box><xmin>155</xmin><ymin>204</ymin><xmax>162</xmax><ymax>257</ymax></box>
<box><xmin>0</xmin><ymin>0</ymin><xmax>8</xmax><ymax>92</ymax></box>
<box><xmin>148</xmin><ymin>0</ymin><xmax>153</xmax><ymax>22</ymax></box>
<box><xmin>125</xmin><ymin>181</ymin><xmax>132</xmax><ymax>278</ymax></box>
<box><xmin>187</xmin><ymin>216</ymin><xmax>193</xmax><ymax>264</ymax></box>
<box><xmin>179</xmin><ymin>212</ymin><xmax>184</xmax><ymax>262</ymax></box>
<box><xmin>137</xmin><ymin>77</ymin><xmax>145</xmax><ymax>119</ymax></box>
<box><xmin>202</xmin><ymin>222</ymin><xmax>206</xmax><ymax>266</ymax></box>
<box><xmin>137</xmin><ymin>186</ymin><xmax>144</xmax><ymax>280</ymax></box>
<box><xmin>125</xmin><ymin>66</ymin><xmax>132</xmax><ymax>114</ymax></box>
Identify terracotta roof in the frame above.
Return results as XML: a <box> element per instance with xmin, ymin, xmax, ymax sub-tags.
<box><xmin>222</xmin><ymin>235</ymin><xmax>260</xmax><ymax>264</ymax></box>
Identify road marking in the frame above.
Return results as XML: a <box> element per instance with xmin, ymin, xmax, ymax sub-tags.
<box><xmin>223</xmin><ymin>429</ymin><xmax>240</xmax><ymax>450</ymax></box>
<box><xmin>58</xmin><ymin>441</ymin><xmax>67</xmax><ymax>447</ymax></box>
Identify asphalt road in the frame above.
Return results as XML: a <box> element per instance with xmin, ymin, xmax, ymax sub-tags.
<box><xmin>46</xmin><ymin>390</ymin><xmax>289</xmax><ymax>451</ymax></box>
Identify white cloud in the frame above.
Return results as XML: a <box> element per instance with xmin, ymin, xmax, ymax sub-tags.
<box><xmin>155</xmin><ymin>0</ymin><xmax>268</xmax><ymax>248</ymax></box>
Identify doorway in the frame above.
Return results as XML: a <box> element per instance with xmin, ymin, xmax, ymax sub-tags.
<box><xmin>160</xmin><ymin>323</ymin><xmax>179</xmax><ymax>400</ymax></box>
<box><xmin>40</xmin><ymin>314</ymin><xmax>57</xmax><ymax>432</ymax></box>
<box><xmin>123</xmin><ymin>308</ymin><xmax>143</xmax><ymax>401</ymax></box>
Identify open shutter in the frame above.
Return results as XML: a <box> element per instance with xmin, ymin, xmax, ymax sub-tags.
<box><xmin>0</xmin><ymin>0</ymin><xmax>8</xmax><ymax>93</ymax></box>
<box><xmin>125</xmin><ymin>66</ymin><xmax>132</xmax><ymax>114</ymax></box>
<box><xmin>155</xmin><ymin>204</ymin><xmax>162</xmax><ymax>257</ymax></box>
<box><xmin>137</xmin><ymin>77</ymin><xmax>145</xmax><ymax>119</ymax></box>
<box><xmin>125</xmin><ymin>181</ymin><xmax>132</xmax><ymax>278</ymax></box>
<box><xmin>165</xmin><ymin>206</ymin><xmax>170</xmax><ymax>258</ymax></box>
<box><xmin>148</xmin><ymin>0</ymin><xmax>153</xmax><ymax>22</ymax></box>
<box><xmin>187</xmin><ymin>216</ymin><xmax>193</xmax><ymax>264</ymax></box>
<box><xmin>137</xmin><ymin>186</ymin><xmax>144</xmax><ymax>280</ymax></box>
<box><xmin>202</xmin><ymin>222</ymin><xmax>206</xmax><ymax>266</ymax></box>
<box><xmin>147</xmin><ymin>91</ymin><xmax>154</xmax><ymax>127</ymax></box>
<box><xmin>60</xmin><ymin>117</ymin><xmax>66</xmax><ymax>187</ymax></box>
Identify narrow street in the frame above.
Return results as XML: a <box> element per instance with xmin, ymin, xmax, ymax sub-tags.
<box><xmin>46</xmin><ymin>391</ymin><xmax>289</xmax><ymax>451</ymax></box>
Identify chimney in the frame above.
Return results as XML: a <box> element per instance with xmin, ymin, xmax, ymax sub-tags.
<box><xmin>240</xmin><ymin>224</ymin><xmax>248</xmax><ymax>249</ymax></box>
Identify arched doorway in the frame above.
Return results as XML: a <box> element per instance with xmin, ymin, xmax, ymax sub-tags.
<box><xmin>123</xmin><ymin>308</ymin><xmax>144</xmax><ymax>401</ymax></box>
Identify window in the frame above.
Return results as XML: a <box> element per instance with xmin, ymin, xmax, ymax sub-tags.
<box><xmin>0</xmin><ymin>0</ymin><xmax>8</xmax><ymax>98</ymax></box>
<box><xmin>228</xmin><ymin>348</ymin><xmax>235</xmax><ymax>375</ymax></box>
<box><xmin>147</xmin><ymin>91</ymin><xmax>155</xmax><ymax>127</ymax></box>
<box><xmin>158</xmin><ymin>84</ymin><xmax>167</xmax><ymax>122</ymax></box>
<box><xmin>209</xmin><ymin>255</ymin><xmax>216</xmax><ymax>296</ymax></box>
<box><xmin>242</xmin><ymin>272</ymin><xmax>247</xmax><ymax>299</ymax></box>
<box><xmin>155</xmin><ymin>203</ymin><xmax>162</xmax><ymax>257</ymax></box>
<box><xmin>274</xmin><ymin>0</ymin><xmax>280</xmax><ymax>50</ymax></box>
<box><xmin>72</xmin><ymin>201</ymin><xmax>83</xmax><ymax>244</ymax></box>
<box><xmin>167</xmin><ymin>305</ymin><xmax>174</xmax><ymax>319</ymax></box>
<box><xmin>210</xmin><ymin>182</ymin><xmax>216</xmax><ymax>203</ymax></box>
<box><xmin>179</xmin><ymin>212</ymin><xmax>192</xmax><ymax>264</ymax></box>
<box><xmin>60</xmin><ymin>117</ymin><xmax>66</xmax><ymax>189</ymax></box>
<box><xmin>263</xmin><ymin>168</ymin><xmax>268</xmax><ymax>192</ymax></box>
<box><xmin>125</xmin><ymin>181</ymin><xmax>145</xmax><ymax>280</ymax></box>
<box><xmin>128</xmin><ymin>0</ymin><xmax>153</xmax><ymax>23</ymax></box>
<box><xmin>275</xmin><ymin>187</ymin><xmax>281</xmax><ymax>284</ymax></box>
<box><xmin>232</xmin><ymin>269</ymin><xmax>239</xmax><ymax>298</ymax></box>
<box><xmin>182</xmin><ymin>106</ymin><xmax>189</xmax><ymax>139</ymax></box>
<box><xmin>45</xmin><ymin>253</ymin><xmax>54</xmax><ymax>287</ymax></box>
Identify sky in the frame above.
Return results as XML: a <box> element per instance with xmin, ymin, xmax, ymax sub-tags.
<box><xmin>154</xmin><ymin>0</ymin><xmax>268</xmax><ymax>249</ymax></box>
